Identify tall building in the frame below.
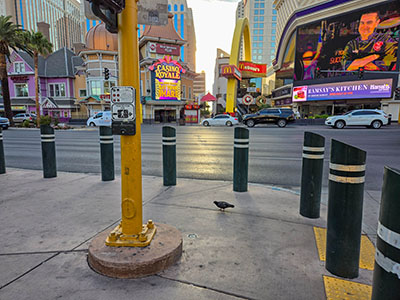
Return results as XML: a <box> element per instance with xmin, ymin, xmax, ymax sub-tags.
<box><xmin>239</xmin><ymin>0</ymin><xmax>277</xmax><ymax>67</ymax></box>
<box><xmin>1</xmin><ymin>0</ymin><xmax>84</xmax><ymax>50</ymax></box>
<box><xmin>167</xmin><ymin>0</ymin><xmax>196</xmax><ymax>72</ymax></box>
<box><xmin>193</xmin><ymin>71</ymin><xmax>206</xmax><ymax>98</ymax></box>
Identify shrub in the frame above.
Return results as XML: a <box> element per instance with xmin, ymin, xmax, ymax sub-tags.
<box><xmin>22</xmin><ymin>120</ymin><xmax>30</xmax><ymax>127</ymax></box>
<box><xmin>314</xmin><ymin>114</ymin><xmax>329</xmax><ymax>119</ymax></box>
<box><xmin>53</xmin><ymin>117</ymin><xmax>59</xmax><ymax>126</ymax></box>
<box><xmin>40</xmin><ymin>115</ymin><xmax>52</xmax><ymax>125</ymax></box>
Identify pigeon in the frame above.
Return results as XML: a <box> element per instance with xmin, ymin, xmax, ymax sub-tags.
<box><xmin>214</xmin><ymin>201</ymin><xmax>235</xmax><ymax>211</ymax></box>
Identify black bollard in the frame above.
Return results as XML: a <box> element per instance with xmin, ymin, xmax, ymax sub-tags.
<box><xmin>326</xmin><ymin>139</ymin><xmax>366</xmax><ymax>278</ymax></box>
<box><xmin>233</xmin><ymin>127</ymin><xmax>249</xmax><ymax>192</ymax></box>
<box><xmin>99</xmin><ymin>126</ymin><xmax>114</xmax><ymax>181</ymax></box>
<box><xmin>40</xmin><ymin>125</ymin><xmax>57</xmax><ymax>178</ymax></box>
<box><xmin>372</xmin><ymin>166</ymin><xmax>400</xmax><ymax>300</ymax></box>
<box><xmin>162</xmin><ymin>126</ymin><xmax>176</xmax><ymax>186</ymax></box>
<box><xmin>0</xmin><ymin>128</ymin><xmax>5</xmax><ymax>174</ymax></box>
<box><xmin>300</xmin><ymin>132</ymin><xmax>325</xmax><ymax>218</ymax></box>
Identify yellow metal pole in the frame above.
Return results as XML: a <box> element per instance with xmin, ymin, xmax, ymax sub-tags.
<box><xmin>106</xmin><ymin>0</ymin><xmax>156</xmax><ymax>247</ymax></box>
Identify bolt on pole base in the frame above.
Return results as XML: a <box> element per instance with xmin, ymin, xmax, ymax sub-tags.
<box><xmin>106</xmin><ymin>220</ymin><xmax>157</xmax><ymax>247</ymax></box>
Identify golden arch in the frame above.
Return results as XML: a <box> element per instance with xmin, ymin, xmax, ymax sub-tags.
<box><xmin>226</xmin><ymin>18</ymin><xmax>252</xmax><ymax>113</ymax></box>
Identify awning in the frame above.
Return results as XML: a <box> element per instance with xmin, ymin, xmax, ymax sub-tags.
<box><xmin>200</xmin><ymin>92</ymin><xmax>217</xmax><ymax>102</ymax></box>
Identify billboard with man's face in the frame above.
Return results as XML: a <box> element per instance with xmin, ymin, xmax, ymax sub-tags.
<box><xmin>294</xmin><ymin>1</ymin><xmax>400</xmax><ymax>82</ymax></box>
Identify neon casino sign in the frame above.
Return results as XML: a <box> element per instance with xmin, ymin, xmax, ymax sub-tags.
<box><xmin>149</xmin><ymin>56</ymin><xmax>186</xmax><ymax>100</ymax></box>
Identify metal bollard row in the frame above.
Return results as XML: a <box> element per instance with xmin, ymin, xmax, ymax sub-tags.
<box><xmin>372</xmin><ymin>166</ymin><xmax>400</xmax><ymax>300</ymax></box>
<box><xmin>326</xmin><ymin>139</ymin><xmax>366</xmax><ymax>279</ymax></box>
<box><xmin>99</xmin><ymin>126</ymin><xmax>114</xmax><ymax>181</ymax></box>
<box><xmin>162</xmin><ymin>126</ymin><xmax>176</xmax><ymax>186</ymax></box>
<box><xmin>0</xmin><ymin>128</ymin><xmax>5</xmax><ymax>174</ymax></box>
<box><xmin>40</xmin><ymin>125</ymin><xmax>57</xmax><ymax>178</ymax></box>
<box><xmin>233</xmin><ymin>127</ymin><xmax>249</xmax><ymax>192</ymax></box>
<box><xmin>300</xmin><ymin>132</ymin><xmax>325</xmax><ymax>218</ymax></box>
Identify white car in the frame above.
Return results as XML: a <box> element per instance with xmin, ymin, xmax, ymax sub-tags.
<box><xmin>325</xmin><ymin>109</ymin><xmax>389</xmax><ymax>129</ymax></box>
<box><xmin>86</xmin><ymin>111</ymin><xmax>112</xmax><ymax>127</ymax></box>
<box><xmin>201</xmin><ymin>114</ymin><xmax>239</xmax><ymax>127</ymax></box>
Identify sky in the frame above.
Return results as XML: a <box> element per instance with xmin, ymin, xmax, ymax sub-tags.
<box><xmin>186</xmin><ymin>0</ymin><xmax>240</xmax><ymax>93</ymax></box>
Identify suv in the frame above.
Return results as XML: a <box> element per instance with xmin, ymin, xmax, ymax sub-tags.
<box><xmin>13</xmin><ymin>113</ymin><xmax>36</xmax><ymax>124</ymax></box>
<box><xmin>243</xmin><ymin>108</ymin><xmax>295</xmax><ymax>128</ymax></box>
<box><xmin>0</xmin><ymin>116</ymin><xmax>10</xmax><ymax>129</ymax></box>
<box><xmin>325</xmin><ymin>109</ymin><xmax>389</xmax><ymax>129</ymax></box>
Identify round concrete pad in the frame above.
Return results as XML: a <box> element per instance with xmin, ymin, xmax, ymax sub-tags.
<box><xmin>88</xmin><ymin>223</ymin><xmax>182</xmax><ymax>278</ymax></box>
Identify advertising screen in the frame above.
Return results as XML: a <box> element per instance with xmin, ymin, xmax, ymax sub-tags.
<box><xmin>292</xmin><ymin>78</ymin><xmax>393</xmax><ymax>101</ymax></box>
<box><xmin>294</xmin><ymin>1</ymin><xmax>400</xmax><ymax>82</ymax></box>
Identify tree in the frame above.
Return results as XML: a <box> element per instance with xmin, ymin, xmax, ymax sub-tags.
<box><xmin>22</xmin><ymin>31</ymin><xmax>52</xmax><ymax>127</ymax></box>
<box><xmin>0</xmin><ymin>15</ymin><xmax>28</xmax><ymax>126</ymax></box>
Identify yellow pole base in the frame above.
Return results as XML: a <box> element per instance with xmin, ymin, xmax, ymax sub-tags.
<box><xmin>106</xmin><ymin>220</ymin><xmax>157</xmax><ymax>247</ymax></box>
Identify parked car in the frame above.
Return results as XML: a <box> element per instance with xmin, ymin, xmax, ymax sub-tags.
<box><xmin>243</xmin><ymin>108</ymin><xmax>295</xmax><ymax>128</ymax></box>
<box><xmin>12</xmin><ymin>113</ymin><xmax>36</xmax><ymax>124</ymax></box>
<box><xmin>86</xmin><ymin>111</ymin><xmax>112</xmax><ymax>127</ymax></box>
<box><xmin>201</xmin><ymin>114</ymin><xmax>239</xmax><ymax>126</ymax></box>
<box><xmin>325</xmin><ymin>109</ymin><xmax>389</xmax><ymax>129</ymax></box>
<box><xmin>0</xmin><ymin>117</ymin><xmax>10</xmax><ymax>129</ymax></box>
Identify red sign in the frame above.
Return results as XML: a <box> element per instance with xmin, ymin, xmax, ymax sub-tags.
<box><xmin>221</xmin><ymin>65</ymin><xmax>242</xmax><ymax>81</ymax></box>
<box><xmin>10</xmin><ymin>75</ymin><xmax>28</xmax><ymax>82</ymax></box>
<box><xmin>149</xmin><ymin>42</ymin><xmax>180</xmax><ymax>56</ymax></box>
<box><xmin>100</xmin><ymin>94</ymin><xmax>111</xmax><ymax>100</ymax></box>
<box><xmin>238</xmin><ymin>61</ymin><xmax>267</xmax><ymax>78</ymax></box>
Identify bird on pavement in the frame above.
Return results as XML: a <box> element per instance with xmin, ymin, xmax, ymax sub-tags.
<box><xmin>213</xmin><ymin>201</ymin><xmax>235</xmax><ymax>211</ymax></box>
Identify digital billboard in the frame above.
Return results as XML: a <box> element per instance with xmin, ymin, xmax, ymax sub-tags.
<box><xmin>149</xmin><ymin>56</ymin><xmax>186</xmax><ymax>100</ymax></box>
<box><xmin>292</xmin><ymin>78</ymin><xmax>393</xmax><ymax>101</ymax></box>
<box><xmin>294</xmin><ymin>1</ymin><xmax>400</xmax><ymax>82</ymax></box>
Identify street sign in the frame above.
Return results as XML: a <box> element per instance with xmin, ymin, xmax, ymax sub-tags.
<box><xmin>243</xmin><ymin>94</ymin><xmax>254</xmax><ymax>105</ymax></box>
<box><xmin>138</xmin><ymin>0</ymin><xmax>168</xmax><ymax>26</ymax></box>
<box><xmin>111</xmin><ymin>86</ymin><xmax>136</xmax><ymax>122</ymax></box>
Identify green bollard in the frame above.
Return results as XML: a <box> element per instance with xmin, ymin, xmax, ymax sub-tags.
<box><xmin>326</xmin><ymin>139</ymin><xmax>366</xmax><ymax>278</ymax></box>
<box><xmin>372</xmin><ymin>166</ymin><xmax>400</xmax><ymax>300</ymax></box>
<box><xmin>0</xmin><ymin>128</ymin><xmax>5</xmax><ymax>174</ymax></box>
<box><xmin>162</xmin><ymin>126</ymin><xmax>176</xmax><ymax>186</ymax></box>
<box><xmin>99</xmin><ymin>126</ymin><xmax>114</xmax><ymax>181</ymax></box>
<box><xmin>40</xmin><ymin>125</ymin><xmax>57</xmax><ymax>178</ymax></box>
<box><xmin>233</xmin><ymin>127</ymin><xmax>249</xmax><ymax>192</ymax></box>
<box><xmin>300</xmin><ymin>132</ymin><xmax>325</xmax><ymax>218</ymax></box>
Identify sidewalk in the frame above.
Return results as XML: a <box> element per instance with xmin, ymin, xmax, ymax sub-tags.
<box><xmin>0</xmin><ymin>168</ymin><xmax>378</xmax><ymax>299</ymax></box>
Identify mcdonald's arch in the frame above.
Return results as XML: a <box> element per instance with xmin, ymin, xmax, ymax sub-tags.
<box><xmin>226</xmin><ymin>18</ymin><xmax>252</xmax><ymax>114</ymax></box>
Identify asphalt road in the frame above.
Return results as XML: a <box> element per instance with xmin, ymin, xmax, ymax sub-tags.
<box><xmin>2</xmin><ymin>124</ymin><xmax>399</xmax><ymax>191</ymax></box>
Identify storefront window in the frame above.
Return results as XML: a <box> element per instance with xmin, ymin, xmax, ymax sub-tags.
<box><xmin>15</xmin><ymin>83</ymin><xmax>28</xmax><ymax>97</ymax></box>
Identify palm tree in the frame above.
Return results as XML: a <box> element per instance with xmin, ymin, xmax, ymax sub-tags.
<box><xmin>0</xmin><ymin>15</ymin><xmax>28</xmax><ymax>126</ymax></box>
<box><xmin>22</xmin><ymin>31</ymin><xmax>52</xmax><ymax>127</ymax></box>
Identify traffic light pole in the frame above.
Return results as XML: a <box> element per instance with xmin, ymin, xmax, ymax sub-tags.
<box><xmin>105</xmin><ymin>0</ymin><xmax>156</xmax><ymax>247</ymax></box>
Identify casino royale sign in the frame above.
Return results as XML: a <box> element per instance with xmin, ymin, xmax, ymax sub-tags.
<box><xmin>149</xmin><ymin>56</ymin><xmax>186</xmax><ymax>101</ymax></box>
<box><xmin>154</xmin><ymin>64</ymin><xmax>181</xmax><ymax>80</ymax></box>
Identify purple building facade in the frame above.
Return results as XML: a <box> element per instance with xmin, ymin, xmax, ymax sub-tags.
<box><xmin>6</xmin><ymin>48</ymin><xmax>83</xmax><ymax>122</ymax></box>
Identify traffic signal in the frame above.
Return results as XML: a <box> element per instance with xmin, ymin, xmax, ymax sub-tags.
<box><xmin>104</xmin><ymin>68</ymin><xmax>110</xmax><ymax>80</ymax></box>
<box><xmin>315</xmin><ymin>67</ymin><xmax>321</xmax><ymax>78</ymax></box>
<box><xmin>395</xmin><ymin>87</ymin><xmax>400</xmax><ymax>100</ymax></box>
<box><xmin>358</xmin><ymin>67</ymin><xmax>364</xmax><ymax>79</ymax></box>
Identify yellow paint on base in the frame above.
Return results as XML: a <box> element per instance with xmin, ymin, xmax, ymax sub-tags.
<box><xmin>313</xmin><ymin>227</ymin><xmax>375</xmax><ymax>270</ymax></box>
<box><xmin>323</xmin><ymin>276</ymin><xmax>372</xmax><ymax>300</ymax></box>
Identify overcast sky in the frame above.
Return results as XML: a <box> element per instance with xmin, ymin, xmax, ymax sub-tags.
<box><xmin>186</xmin><ymin>0</ymin><xmax>240</xmax><ymax>94</ymax></box>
